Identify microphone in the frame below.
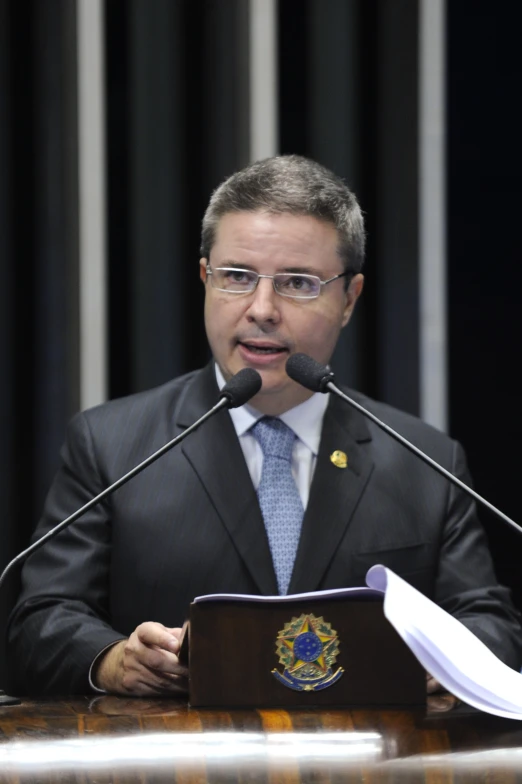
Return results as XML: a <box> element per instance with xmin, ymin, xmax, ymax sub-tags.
<box><xmin>218</xmin><ymin>367</ymin><xmax>262</xmax><ymax>408</ymax></box>
<box><xmin>0</xmin><ymin>367</ymin><xmax>261</xmax><ymax>593</ymax></box>
<box><xmin>286</xmin><ymin>353</ymin><xmax>522</xmax><ymax>537</ymax></box>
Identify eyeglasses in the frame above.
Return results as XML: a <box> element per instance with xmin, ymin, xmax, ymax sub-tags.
<box><xmin>205</xmin><ymin>265</ymin><xmax>353</xmax><ymax>300</ymax></box>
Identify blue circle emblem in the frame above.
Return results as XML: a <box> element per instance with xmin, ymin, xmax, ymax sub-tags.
<box><xmin>293</xmin><ymin>632</ymin><xmax>323</xmax><ymax>662</ymax></box>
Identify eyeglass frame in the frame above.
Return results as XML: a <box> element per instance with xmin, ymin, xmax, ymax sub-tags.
<box><xmin>205</xmin><ymin>264</ymin><xmax>354</xmax><ymax>300</ymax></box>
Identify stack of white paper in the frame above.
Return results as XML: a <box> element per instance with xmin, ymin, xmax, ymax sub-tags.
<box><xmin>366</xmin><ymin>565</ymin><xmax>522</xmax><ymax>720</ymax></box>
<box><xmin>193</xmin><ymin>585</ymin><xmax>381</xmax><ymax>603</ymax></box>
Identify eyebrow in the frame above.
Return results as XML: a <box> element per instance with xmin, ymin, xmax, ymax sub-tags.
<box><xmin>217</xmin><ymin>261</ymin><xmax>256</xmax><ymax>270</ymax></box>
<box><xmin>217</xmin><ymin>261</ymin><xmax>322</xmax><ymax>276</ymax></box>
<box><xmin>282</xmin><ymin>266</ymin><xmax>322</xmax><ymax>276</ymax></box>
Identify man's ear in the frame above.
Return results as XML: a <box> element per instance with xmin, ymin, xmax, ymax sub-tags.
<box><xmin>200</xmin><ymin>258</ymin><xmax>208</xmax><ymax>283</ymax></box>
<box><xmin>342</xmin><ymin>273</ymin><xmax>364</xmax><ymax>327</ymax></box>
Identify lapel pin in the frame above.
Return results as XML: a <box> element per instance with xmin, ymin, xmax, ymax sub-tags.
<box><xmin>330</xmin><ymin>450</ymin><xmax>348</xmax><ymax>469</ymax></box>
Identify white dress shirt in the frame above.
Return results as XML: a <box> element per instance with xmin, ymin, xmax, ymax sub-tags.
<box><xmin>216</xmin><ymin>364</ymin><xmax>329</xmax><ymax>509</ymax></box>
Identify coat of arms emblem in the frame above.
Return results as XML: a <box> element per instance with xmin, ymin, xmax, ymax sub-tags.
<box><xmin>272</xmin><ymin>613</ymin><xmax>344</xmax><ymax>691</ymax></box>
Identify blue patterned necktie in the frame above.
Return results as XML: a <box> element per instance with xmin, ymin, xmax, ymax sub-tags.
<box><xmin>251</xmin><ymin>417</ymin><xmax>304</xmax><ymax>595</ymax></box>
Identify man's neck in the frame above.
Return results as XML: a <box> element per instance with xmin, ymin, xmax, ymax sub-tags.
<box><xmin>213</xmin><ymin>362</ymin><xmax>314</xmax><ymax>416</ymax></box>
<box><xmin>245</xmin><ymin>388</ymin><xmax>315</xmax><ymax>417</ymax></box>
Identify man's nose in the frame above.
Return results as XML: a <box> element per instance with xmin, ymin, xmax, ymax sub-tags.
<box><xmin>245</xmin><ymin>277</ymin><xmax>281</xmax><ymax>324</ymax></box>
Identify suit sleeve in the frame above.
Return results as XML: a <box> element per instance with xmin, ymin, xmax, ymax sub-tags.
<box><xmin>6</xmin><ymin>412</ymin><xmax>126</xmax><ymax>695</ymax></box>
<box><xmin>435</xmin><ymin>440</ymin><xmax>522</xmax><ymax>670</ymax></box>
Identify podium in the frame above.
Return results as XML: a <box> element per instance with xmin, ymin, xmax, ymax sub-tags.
<box><xmin>181</xmin><ymin>593</ymin><xmax>425</xmax><ymax>708</ymax></box>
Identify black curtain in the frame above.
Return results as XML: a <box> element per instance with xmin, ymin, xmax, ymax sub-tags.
<box><xmin>0</xmin><ymin>0</ymin><xmax>79</xmax><ymax>687</ymax></box>
<box><xmin>447</xmin><ymin>1</ymin><xmax>522</xmax><ymax>615</ymax></box>
<box><xmin>106</xmin><ymin>0</ymin><xmax>250</xmax><ymax>397</ymax></box>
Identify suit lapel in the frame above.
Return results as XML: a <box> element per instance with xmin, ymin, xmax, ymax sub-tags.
<box><xmin>289</xmin><ymin>392</ymin><xmax>374</xmax><ymax>593</ymax></box>
<box><xmin>178</xmin><ymin>364</ymin><xmax>278</xmax><ymax>595</ymax></box>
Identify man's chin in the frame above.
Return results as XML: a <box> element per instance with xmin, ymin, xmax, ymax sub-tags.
<box><xmin>219</xmin><ymin>360</ymin><xmax>304</xmax><ymax>411</ymax></box>
<box><xmin>249</xmin><ymin>367</ymin><xmax>289</xmax><ymax>391</ymax></box>
<box><xmin>246</xmin><ymin>377</ymin><xmax>314</xmax><ymax>415</ymax></box>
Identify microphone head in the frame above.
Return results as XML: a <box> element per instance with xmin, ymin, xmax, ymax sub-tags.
<box><xmin>220</xmin><ymin>368</ymin><xmax>262</xmax><ymax>408</ymax></box>
<box><xmin>285</xmin><ymin>353</ymin><xmax>335</xmax><ymax>393</ymax></box>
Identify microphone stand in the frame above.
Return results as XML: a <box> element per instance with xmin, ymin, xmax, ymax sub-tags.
<box><xmin>326</xmin><ymin>380</ymin><xmax>522</xmax><ymax>537</ymax></box>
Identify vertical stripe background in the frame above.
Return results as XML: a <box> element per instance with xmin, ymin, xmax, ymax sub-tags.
<box><xmin>77</xmin><ymin>0</ymin><xmax>107</xmax><ymax>410</ymax></box>
<box><xmin>419</xmin><ymin>0</ymin><xmax>446</xmax><ymax>431</ymax></box>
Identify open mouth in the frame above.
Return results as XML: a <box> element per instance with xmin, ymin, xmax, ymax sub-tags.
<box><xmin>238</xmin><ymin>341</ymin><xmax>288</xmax><ymax>356</ymax></box>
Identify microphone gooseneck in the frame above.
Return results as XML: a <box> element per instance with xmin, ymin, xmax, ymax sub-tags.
<box><xmin>0</xmin><ymin>368</ymin><xmax>262</xmax><ymax>593</ymax></box>
<box><xmin>286</xmin><ymin>353</ymin><xmax>522</xmax><ymax>538</ymax></box>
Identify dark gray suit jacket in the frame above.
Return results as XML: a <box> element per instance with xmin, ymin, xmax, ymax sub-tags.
<box><xmin>7</xmin><ymin>363</ymin><xmax>522</xmax><ymax>693</ymax></box>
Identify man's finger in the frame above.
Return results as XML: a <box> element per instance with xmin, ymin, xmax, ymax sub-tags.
<box><xmin>165</xmin><ymin>626</ymin><xmax>184</xmax><ymax>637</ymax></box>
<box><xmin>426</xmin><ymin>671</ymin><xmax>444</xmax><ymax>694</ymax></box>
<box><xmin>121</xmin><ymin>662</ymin><xmax>185</xmax><ymax>695</ymax></box>
<box><xmin>135</xmin><ymin>622</ymin><xmax>180</xmax><ymax>652</ymax></box>
<box><xmin>127</xmin><ymin>639</ymin><xmax>182</xmax><ymax>674</ymax></box>
<box><xmin>129</xmin><ymin>666</ymin><xmax>189</xmax><ymax>695</ymax></box>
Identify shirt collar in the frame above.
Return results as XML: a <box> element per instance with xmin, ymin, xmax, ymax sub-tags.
<box><xmin>215</xmin><ymin>363</ymin><xmax>329</xmax><ymax>456</ymax></box>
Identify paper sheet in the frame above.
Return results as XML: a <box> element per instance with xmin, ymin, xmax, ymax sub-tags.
<box><xmin>193</xmin><ymin>585</ymin><xmax>381</xmax><ymax>603</ymax></box>
<box><xmin>366</xmin><ymin>565</ymin><xmax>522</xmax><ymax>719</ymax></box>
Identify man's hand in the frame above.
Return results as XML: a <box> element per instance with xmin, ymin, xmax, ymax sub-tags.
<box><xmin>93</xmin><ymin>622</ymin><xmax>189</xmax><ymax>696</ymax></box>
<box><xmin>426</xmin><ymin>671</ymin><xmax>443</xmax><ymax>694</ymax></box>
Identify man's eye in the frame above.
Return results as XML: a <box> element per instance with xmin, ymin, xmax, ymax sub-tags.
<box><xmin>224</xmin><ymin>270</ymin><xmax>250</xmax><ymax>283</ymax></box>
<box><xmin>287</xmin><ymin>275</ymin><xmax>313</xmax><ymax>291</ymax></box>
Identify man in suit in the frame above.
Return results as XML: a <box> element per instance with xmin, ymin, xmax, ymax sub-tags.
<box><xmin>7</xmin><ymin>155</ymin><xmax>522</xmax><ymax>695</ymax></box>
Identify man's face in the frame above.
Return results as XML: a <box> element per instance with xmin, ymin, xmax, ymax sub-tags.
<box><xmin>200</xmin><ymin>210</ymin><xmax>364</xmax><ymax>415</ymax></box>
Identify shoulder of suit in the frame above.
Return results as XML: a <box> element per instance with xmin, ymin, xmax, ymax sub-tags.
<box><xmin>340</xmin><ymin>385</ymin><xmax>456</xmax><ymax>447</ymax></box>
<box><xmin>70</xmin><ymin>368</ymin><xmax>204</xmax><ymax>428</ymax></box>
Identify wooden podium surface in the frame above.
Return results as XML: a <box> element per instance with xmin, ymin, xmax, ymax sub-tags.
<box><xmin>1</xmin><ymin>696</ymin><xmax>522</xmax><ymax>782</ymax></box>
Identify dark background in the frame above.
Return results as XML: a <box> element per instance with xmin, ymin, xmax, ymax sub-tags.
<box><xmin>1</xmin><ymin>0</ymin><xmax>521</xmax><ymax>688</ymax></box>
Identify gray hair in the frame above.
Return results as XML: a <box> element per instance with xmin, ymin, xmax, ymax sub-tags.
<box><xmin>200</xmin><ymin>154</ymin><xmax>365</xmax><ymax>274</ymax></box>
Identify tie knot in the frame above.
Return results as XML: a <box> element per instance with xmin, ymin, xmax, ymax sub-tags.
<box><xmin>251</xmin><ymin>417</ymin><xmax>296</xmax><ymax>462</ymax></box>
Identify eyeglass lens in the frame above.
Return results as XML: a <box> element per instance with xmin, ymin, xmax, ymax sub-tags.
<box><xmin>211</xmin><ymin>268</ymin><xmax>321</xmax><ymax>298</ymax></box>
